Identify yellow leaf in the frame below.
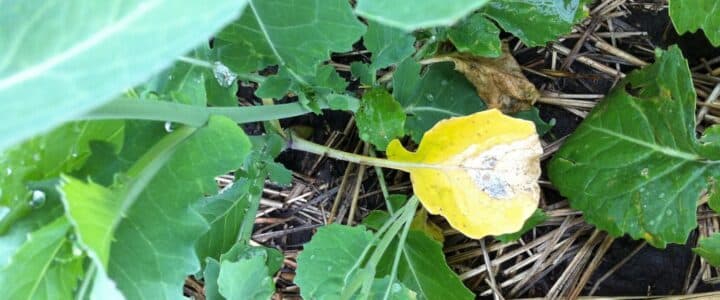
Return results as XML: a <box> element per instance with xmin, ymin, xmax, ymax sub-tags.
<box><xmin>386</xmin><ymin>109</ymin><xmax>542</xmax><ymax>238</ymax></box>
<box><xmin>410</xmin><ymin>208</ymin><xmax>445</xmax><ymax>243</ymax></box>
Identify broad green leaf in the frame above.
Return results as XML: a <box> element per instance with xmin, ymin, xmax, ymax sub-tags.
<box><xmin>694</xmin><ymin>233</ymin><xmax>720</xmax><ymax>267</ymax></box>
<box><xmin>393</xmin><ymin>59</ymin><xmax>485</xmax><ymax>143</ymax></box>
<box><xmin>669</xmin><ymin>0</ymin><xmax>720</xmax><ymax>47</ymax></box>
<box><xmin>364</xmin><ymin>21</ymin><xmax>416</xmax><ymax>70</ymax></box>
<box><xmin>219</xmin><ymin>243</ymin><xmax>284</xmax><ymax>277</ymax></box>
<box><xmin>356</xmin><ymin>88</ymin><xmax>406</xmax><ymax>150</ymax></box>
<box><xmin>107</xmin><ymin>116</ymin><xmax>251</xmax><ymax>299</ymax></box>
<box><xmin>448</xmin><ymin>13</ymin><xmax>501</xmax><ymax>57</ymax></box>
<box><xmin>218</xmin><ymin>256</ymin><xmax>274</xmax><ymax>300</ymax></box>
<box><xmin>483</xmin><ymin>0</ymin><xmax>589</xmax><ymax>47</ymax></box>
<box><xmin>548</xmin><ymin>46</ymin><xmax>720</xmax><ymax>248</ymax></box>
<box><xmin>326</xmin><ymin>94</ymin><xmax>361</xmax><ymax>112</ymax></box>
<box><xmin>0</xmin><ymin>0</ymin><xmax>248</xmax><ymax>152</ymax></box>
<box><xmin>387</xmin><ymin>110</ymin><xmax>542</xmax><ymax>238</ymax></box>
<box><xmin>215</xmin><ymin>0</ymin><xmax>365</xmax><ymax>77</ymax></box>
<box><xmin>495</xmin><ymin>209</ymin><xmax>547</xmax><ymax>243</ymax></box>
<box><xmin>0</xmin><ymin>121</ymin><xmax>123</xmax><ymax>231</ymax></box>
<box><xmin>0</xmin><ymin>217</ymin><xmax>84</xmax><ymax>300</ymax></box>
<box><xmin>256</xmin><ymin>74</ymin><xmax>293</xmax><ymax>99</ymax></box>
<box><xmin>369</xmin><ymin>277</ymin><xmax>417</xmax><ymax>300</ymax></box>
<box><xmin>355</xmin><ymin>0</ymin><xmax>491</xmax><ymax>32</ymax></box>
<box><xmin>295</xmin><ymin>224</ymin><xmax>373</xmax><ymax>299</ymax></box>
<box><xmin>362</xmin><ymin>210</ymin><xmax>391</xmax><ymax>231</ymax></box>
<box><xmin>377</xmin><ymin>231</ymin><xmax>473</xmax><ymax>300</ymax></box>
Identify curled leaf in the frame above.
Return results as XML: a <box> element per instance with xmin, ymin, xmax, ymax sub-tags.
<box><xmin>438</xmin><ymin>46</ymin><xmax>540</xmax><ymax>113</ymax></box>
<box><xmin>387</xmin><ymin>109</ymin><xmax>542</xmax><ymax>238</ymax></box>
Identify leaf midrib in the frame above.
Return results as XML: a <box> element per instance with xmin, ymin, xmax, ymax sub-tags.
<box><xmin>586</xmin><ymin>124</ymin><xmax>704</xmax><ymax>162</ymax></box>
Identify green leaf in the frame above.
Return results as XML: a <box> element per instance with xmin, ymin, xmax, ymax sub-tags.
<box><xmin>447</xmin><ymin>13</ymin><xmax>502</xmax><ymax>57</ymax></box>
<box><xmin>326</xmin><ymin>94</ymin><xmax>361</xmax><ymax>112</ymax></box>
<box><xmin>694</xmin><ymin>233</ymin><xmax>720</xmax><ymax>267</ymax></box>
<box><xmin>355</xmin><ymin>0</ymin><xmax>491</xmax><ymax>31</ymax></box>
<box><xmin>362</xmin><ymin>210</ymin><xmax>391</xmax><ymax>231</ymax></box>
<box><xmin>0</xmin><ymin>217</ymin><xmax>84</xmax><ymax>300</ymax></box>
<box><xmin>513</xmin><ymin>107</ymin><xmax>555</xmax><ymax>136</ymax></box>
<box><xmin>548</xmin><ymin>46</ymin><xmax>720</xmax><ymax>248</ymax></box>
<box><xmin>377</xmin><ymin>231</ymin><xmax>473</xmax><ymax>300</ymax></box>
<box><xmin>204</xmin><ymin>258</ymin><xmax>223</xmax><ymax>300</ymax></box>
<box><xmin>356</xmin><ymin>88</ymin><xmax>406</xmax><ymax>150</ymax></box>
<box><xmin>106</xmin><ymin>116</ymin><xmax>251</xmax><ymax>299</ymax></box>
<box><xmin>669</xmin><ymin>0</ymin><xmax>720</xmax><ymax>47</ymax></box>
<box><xmin>215</xmin><ymin>0</ymin><xmax>365</xmax><ymax>77</ymax></box>
<box><xmin>295</xmin><ymin>224</ymin><xmax>373</xmax><ymax>299</ymax></box>
<box><xmin>351</xmin><ymin>62</ymin><xmax>375</xmax><ymax>86</ymax></box>
<box><xmin>495</xmin><ymin>209</ymin><xmax>547</xmax><ymax>243</ymax></box>
<box><xmin>369</xmin><ymin>277</ymin><xmax>417</xmax><ymax>300</ymax></box>
<box><xmin>0</xmin><ymin>0</ymin><xmax>248</xmax><ymax>152</ymax></box>
<box><xmin>256</xmin><ymin>74</ymin><xmax>293</xmax><ymax>99</ymax></box>
<box><xmin>218</xmin><ymin>256</ymin><xmax>275</xmax><ymax>300</ymax></box>
<box><xmin>194</xmin><ymin>175</ymin><xmax>263</xmax><ymax>262</ymax></box>
<box><xmin>220</xmin><ymin>243</ymin><xmax>284</xmax><ymax>277</ymax></box>
<box><xmin>483</xmin><ymin>0</ymin><xmax>589</xmax><ymax>47</ymax></box>
<box><xmin>393</xmin><ymin>59</ymin><xmax>485</xmax><ymax>143</ymax></box>
<box><xmin>364</xmin><ymin>21</ymin><xmax>416</xmax><ymax>70</ymax></box>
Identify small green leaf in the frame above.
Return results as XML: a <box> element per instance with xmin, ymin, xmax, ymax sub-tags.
<box><xmin>448</xmin><ymin>13</ymin><xmax>502</xmax><ymax>57</ymax></box>
<box><xmin>215</xmin><ymin>0</ymin><xmax>365</xmax><ymax>77</ymax></box>
<box><xmin>295</xmin><ymin>224</ymin><xmax>373</xmax><ymax>299</ymax></box>
<box><xmin>364</xmin><ymin>21</ymin><xmax>416</xmax><ymax>70</ymax></box>
<box><xmin>483</xmin><ymin>0</ymin><xmax>589</xmax><ymax>47</ymax></box>
<box><xmin>669</xmin><ymin>0</ymin><xmax>720</xmax><ymax>47</ymax></box>
<box><xmin>256</xmin><ymin>74</ymin><xmax>293</xmax><ymax>99</ymax></box>
<box><xmin>204</xmin><ymin>258</ymin><xmax>223</xmax><ymax>300</ymax></box>
<box><xmin>355</xmin><ymin>0</ymin><xmax>491</xmax><ymax>31</ymax></box>
<box><xmin>377</xmin><ymin>231</ymin><xmax>473</xmax><ymax>300</ymax></box>
<box><xmin>362</xmin><ymin>210</ymin><xmax>391</xmax><ymax>231</ymax></box>
<box><xmin>495</xmin><ymin>209</ymin><xmax>547</xmax><ymax>243</ymax></box>
<box><xmin>326</xmin><ymin>94</ymin><xmax>361</xmax><ymax>112</ymax></box>
<box><xmin>513</xmin><ymin>107</ymin><xmax>555</xmax><ymax>136</ymax></box>
<box><xmin>356</xmin><ymin>88</ymin><xmax>406</xmax><ymax>150</ymax></box>
<box><xmin>0</xmin><ymin>0</ymin><xmax>249</xmax><ymax>152</ymax></box>
<box><xmin>694</xmin><ymin>233</ymin><xmax>720</xmax><ymax>267</ymax></box>
<box><xmin>218</xmin><ymin>256</ymin><xmax>275</xmax><ymax>300</ymax></box>
<box><xmin>0</xmin><ymin>217</ymin><xmax>84</xmax><ymax>300</ymax></box>
<box><xmin>393</xmin><ymin>59</ymin><xmax>485</xmax><ymax>142</ymax></box>
<box><xmin>549</xmin><ymin>46</ymin><xmax>720</xmax><ymax>248</ymax></box>
<box><xmin>267</xmin><ymin>161</ymin><xmax>292</xmax><ymax>186</ymax></box>
<box><xmin>351</xmin><ymin>62</ymin><xmax>375</xmax><ymax>86</ymax></box>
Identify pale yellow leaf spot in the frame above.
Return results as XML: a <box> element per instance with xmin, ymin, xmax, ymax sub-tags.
<box><xmin>387</xmin><ymin>109</ymin><xmax>542</xmax><ymax>238</ymax></box>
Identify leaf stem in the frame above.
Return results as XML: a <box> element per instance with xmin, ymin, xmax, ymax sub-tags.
<box><xmin>288</xmin><ymin>133</ymin><xmax>411</xmax><ymax>171</ymax></box>
<box><xmin>81</xmin><ymin>99</ymin><xmax>326</xmax><ymax>127</ymax></box>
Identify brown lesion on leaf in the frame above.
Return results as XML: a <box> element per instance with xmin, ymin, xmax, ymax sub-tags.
<box><xmin>432</xmin><ymin>44</ymin><xmax>540</xmax><ymax>113</ymax></box>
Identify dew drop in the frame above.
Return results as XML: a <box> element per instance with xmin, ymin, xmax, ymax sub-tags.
<box><xmin>659</xmin><ymin>193</ymin><xmax>665</xmax><ymax>199</ymax></box>
<box><xmin>5</xmin><ymin>167</ymin><xmax>12</xmax><ymax>175</ymax></box>
<box><xmin>72</xmin><ymin>245</ymin><xmax>83</xmax><ymax>257</ymax></box>
<box><xmin>640</xmin><ymin>168</ymin><xmax>649</xmax><ymax>177</ymax></box>
<box><xmin>440</xmin><ymin>80</ymin><xmax>448</xmax><ymax>86</ymax></box>
<box><xmin>213</xmin><ymin>62</ymin><xmax>237</xmax><ymax>87</ymax></box>
<box><xmin>33</xmin><ymin>153</ymin><xmax>41</xmax><ymax>161</ymax></box>
<box><xmin>164</xmin><ymin>121</ymin><xmax>174</xmax><ymax>133</ymax></box>
<box><xmin>327</xmin><ymin>266</ymin><xmax>332</xmax><ymax>271</ymax></box>
<box><xmin>425</xmin><ymin>94</ymin><xmax>434</xmax><ymax>102</ymax></box>
<box><xmin>360</xmin><ymin>133</ymin><xmax>370</xmax><ymax>141</ymax></box>
<box><xmin>310</xmin><ymin>255</ymin><xmax>316</xmax><ymax>259</ymax></box>
<box><xmin>391</xmin><ymin>283</ymin><xmax>402</xmax><ymax>293</ymax></box>
<box><xmin>666</xmin><ymin>210</ymin><xmax>673</xmax><ymax>216</ymax></box>
<box><xmin>28</xmin><ymin>190</ymin><xmax>46</xmax><ymax>209</ymax></box>
<box><xmin>0</xmin><ymin>206</ymin><xmax>9</xmax><ymax>221</ymax></box>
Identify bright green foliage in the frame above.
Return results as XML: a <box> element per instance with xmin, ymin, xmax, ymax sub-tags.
<box><xmin>214</xmin><ymin>0</ymin><xmax>365</xmax><ymax>77</ymax></box>
<box><xmin>356</xmin><ymin>88</ymin><xmax>406</xmax><ymax>150</ymax></box>
<box><xmin>483</xmin><ymin>0</ymin><xmax>589</xmax><ymax>47</ymax></box>
<box><xmin>549</xmin><ymin>46</ymin><xmax>720</xmax><ymax>248</ymax></box>
<box><xmin>256</xmin><ymin>74</ymin><xmax>293</xmax><ymax>99</ymax></box>
<box><xmin>218</xmin><ymin>256</ymin><xmax>274</xmax><ymax>300</ymax></box>
<box><xmin>326</xmin><ymin>94</ymin><xmax>362</xmax><ymax>112</ymax></box>
<box><xmin>369</xmin><ymin>277</ymin><xmax>417</xmax><ymax>300</ymax></box>
<box><xmin>694</xmin><ymin>233</ymin><xmax>720</xmax><ymax>267</ymax></box>
<box><xmin>0</xmin><ymin>217</ymin><xmax>84</xmax><ymax>300</ymax></box>
<box><xmin>393</xmin><ymin>59</ymin><xmax>485</xmax><ymax>142</ymax></box>
<box><xmin>295</xmin><ymin>224</ymin><xmax>373</xmax><ymax>299</ymax></box>
<box><xmin>495</xmin><ymin>209</ymin><xmax>547</xmax><ymax>243</ymax></box>
<box><xmin>0</xmin><ymin>0</ymin><xmax>248</xmax><ymax>152</ymax></box>
<box><xmin>105</xmin><ymin>116</ymin><xmax>251</xmax><ymax>299</ymax></box>
<box><xmin>448</xmin><ymin>13</ymin><xmax>502</xmax><ymax>57</ymax></box>
<box><xmin>364</xmin><ymin>21</ymin><xmax>416</xmax><ymax>70</ymax></box>
<box><xmin>355</xmin><ymin>0</ymin><xmax>491</xmax><ymax>31</ymax></box>
<box><xmin>351</xmin><ymin>62</ymin><xmax>375</xmax><ymax>86</ymax></box>
<box><xmin>513</xmin><ymin>107</ymin><xmax>555</xmax><ymax>136</ymax></box>
<box><xmin>377</xmin><ymin>231</ymin><xmax>474</xmax><ymax>300</ymax></box>
<box><xmin>362</xmin><ymin>210</ymin><xmax>392</xmax><ymax>231</ymax></box>
<box><xmin>669</xmin><ymin>0</ymin><xmax>720</xmax><ymax>47</ymax></box>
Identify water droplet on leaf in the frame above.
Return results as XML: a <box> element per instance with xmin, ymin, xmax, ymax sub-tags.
<box><xmin>640</xmin><ymin>168</ymin><xmax>649</xmax><ymax>177</ymax></box>
<box><xmin>28</xmin><ymin>190</ymin><xmax>46</xmax><ymax>209</ymax></box>
<box><xmin>391</xmin><ymin>283</ymin><xmax>402</xmax><ymax>293</ymax></box>
<box><xmin>213</xmin><ymin>62</ymin><xmax>237</xmax><ymax>87</ymax></box>
<box><xmin>5</xmin><ymin>168</ymin><xmax>12</xmax><ymax>175</ymax></box>
<box><xmin>164</xmin><ymin>121</ymin><xmax>174</xmax><ymax>132</ymax></box>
